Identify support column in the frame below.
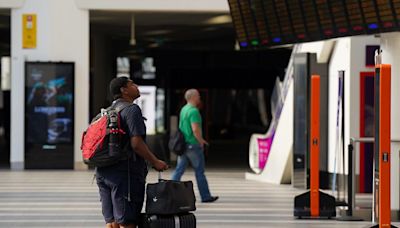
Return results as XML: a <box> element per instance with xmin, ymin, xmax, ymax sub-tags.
<box><xmin>381</xmin><ymin>32</ymin><xmax>400</xmax><ymax>214</ymax></box>
<box><xmin>10</xmin><ymin>0</ymin><xmax>89</xmax><ymax>170</ymax></box>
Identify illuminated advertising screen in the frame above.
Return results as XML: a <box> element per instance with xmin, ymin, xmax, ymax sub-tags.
<box><xmin>25</xmin><ymin>62</ymin><xmax>74</xmax><ymax>144</ymax></box>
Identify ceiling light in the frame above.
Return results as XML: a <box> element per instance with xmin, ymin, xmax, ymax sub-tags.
<box><xmin>144</xmin><ymin>30</ymin><xmax>171</xmax><ymax>36</ymax></box>
<box><xmin>203</xmin><ymin>27</ymin><xmax>218</xmax><ymax>31</ymax></box>
<box><xmin>204</xmin><ymin>15</ymin><xmax>232</xmax><ymax>25</ymax></box>
<box><xmin>130</xmin><ymin>14</ymin><xmax>136</xmax><ymax>46</ymax></box>
<box><xmin>148</xmin><ymin>43</ymin><xmax>159</xmax><ymax>48</ymax></box>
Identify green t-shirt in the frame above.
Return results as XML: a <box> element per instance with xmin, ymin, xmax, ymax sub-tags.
<box><xmin>179</xmin><ymin>104</ymin><xmax>202</xmax><ymax>145</ymax></box>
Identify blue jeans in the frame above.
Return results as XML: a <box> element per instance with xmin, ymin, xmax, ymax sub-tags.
<box><xmin>171</xmin><ymin>144</ymin><xmax>212</xmax><ymax>201</ymax></box>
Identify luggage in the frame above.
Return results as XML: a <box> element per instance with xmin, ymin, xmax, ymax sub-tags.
<box><xmin>145</xmin><ymin>173</ymin><xmax>196</xmax><ymax>215</ymax></box>
<box><xmin>140</xmin><ymin>213</ymin><xmax>196</xmax><ymax>228</ymax></box>
<box><xmin>141</xmin><ymin>172</ymin><xmax>197</xmax><ymax>228</ymax></box>
<box><xmin>81</xmin><ymin>100</ymin><xmax>133</xmax><ymax>167</ymax></box>
<box><xmin>168</xmin><ymin>129</ymin><xmax>187</xmax><ymax>156</ymax></box>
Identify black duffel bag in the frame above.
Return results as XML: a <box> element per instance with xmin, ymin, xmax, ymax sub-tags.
<box><xmin>146</xmin><ymin>174</ymin><xmax>196</xmax><ymax>215</ymax></box>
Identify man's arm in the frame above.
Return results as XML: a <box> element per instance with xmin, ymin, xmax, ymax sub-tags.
<box><xmin>131</xmin><ymin>136</ymin><xmax>168</xmax><ymax>171</ymax></box>
<box><xmin>191</xmin><ymin>122</ymin><xmax>208</xmax><ymax>147</ymax></box>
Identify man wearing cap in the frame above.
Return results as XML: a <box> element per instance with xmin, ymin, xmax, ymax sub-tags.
<box><xmin>95</xmin><ymin>77</ymin><xmax>168</xmax><ymax>228</ymax></box>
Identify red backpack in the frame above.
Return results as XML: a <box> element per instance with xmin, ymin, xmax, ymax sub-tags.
<box><xmin>81</xmin><ymin>101</ymin><xmax>132</xmax><ymax>167</ymax></box>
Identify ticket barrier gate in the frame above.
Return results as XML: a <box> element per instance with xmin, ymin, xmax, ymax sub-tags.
<box><xmin>294</xmin><ymin>75</ymin><xmax>336</xmax><ymax>218</ymax></box>
<box><xmin>337</xmin><ymin>63</ymin><xmax>398</xmax><ymax>227</ymax></box>
<box><xmin>368</xmin><ymin>64</ymin><xmax>396</xmax><ymax>228</ymax></box>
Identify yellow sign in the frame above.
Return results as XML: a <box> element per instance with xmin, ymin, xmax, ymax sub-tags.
<box><xmin>22</xmin><ymin>14</ymin><xmax>37</xmax><ymax>49</ymax></box>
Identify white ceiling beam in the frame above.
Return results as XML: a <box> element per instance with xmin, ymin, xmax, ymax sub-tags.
<box><xmin>75</xmin><ymin>0</ymin><xmax>229</xmax><ymax>13</ymax></box>
<box><xmin>0</xmin><ymin>0</ymin><xmax>25</xmax><ymax>8</ymax></box>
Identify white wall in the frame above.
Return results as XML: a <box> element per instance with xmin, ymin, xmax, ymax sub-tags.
<box><xmin>11</xmin><ymin>0</ymin><xmax>89</xmax><ymax>170</ymax></box>
<box><xmin>74</xmin><ymin>0</ymin><xmax>229</xmax><ymax>12</ymax></box>
<box><xmin>299</xmin><ymin>39</ymin><xmax>348</xmax><ymax>175</ymax></box>
<box><xmin>328</xmin><ymin>38</ymin><xmax>350</xmax><ymax>175</ymax></box>
<box><xmin>0</xmin><ymin>0</ymin><xmax>25</xmax><ymax>8</ymax></box>
<box><xmin>299</xmin><ymin>36</ymin><xmax>380</xmax><ymax>178</ymax></box>
<box><xmin>299</xmin><ymin>41</ymin><xmax>325</xmax><ymax>61</ymax></box>
<box><xmin>348</xmin><ymin>35</ymin><xmax>380</xmax><ymax>176</ymax></box>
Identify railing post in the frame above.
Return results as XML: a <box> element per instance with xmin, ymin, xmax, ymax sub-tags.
<box><xmin>347</xmin><ymin>141</ymin><xmax>354</xmax><ymax>216</ymax></box>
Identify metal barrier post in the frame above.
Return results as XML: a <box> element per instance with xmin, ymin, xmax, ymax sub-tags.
<box><xmin>337</xmin><ymin>138</ymin><xmax>363</xmax><ymax>221</ymax></box>
<box><xmin>339</xmin><ymin>137</ymin><xmax>400</xmax><ymax>224</ymax></box>
<box><xmin>348</xmin><ymin>142</ymin><xmax>354</xmax><ymax>216</ymax></box>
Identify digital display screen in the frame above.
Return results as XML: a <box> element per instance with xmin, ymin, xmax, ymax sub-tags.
<box><xmin>251</xmin><ymin>0</ymin><xmax>269</xmax><ymax>45</ymax></box>
<box><xmin>228</xmin><ymin>0</ymin><xmax>248</xmax><ymax>47</ymax></box>
<box><xmin>361</xmin><ymin>1</ymin><xmax>380</xmax><ymax>31</ymax></box>
<box><xmin>376</xmin><ymin>0</ymin><xmax>397</xmax><ymax>31</ymax></box>
<box><xmin>228</xmin><ymin>0</ymin><xmax>400</xmax><ymax>49</ymax></box>
<box><xmin>274</xmin><ymin>0</ymin><xmax>294</xmax><ymax>43</ymax></box>
<box><xmin>393</xmin><ymin>0</ymin><xmax>400</xmax><ymax>23</ymax></box>
<box><xmin>315</xmin><ymin>0</ymin><xmax>334</xmax><ymax>37</ymax></box>
<box><xmin>287</xmin><ymin>0</ymin><xmax>307</xmax><ymax>41</ymax></box>
<box><xmin>238</xmin><ymin>0</ymin><xmax>259</xmax><ymax>45</ymax></box>
<box><xmin>263</xmin><ymin>0</ymin><xmax>281</xmax><ymax>44</ymax></box>
<box><xmin>330</xmin><ymin>1</ymin><xmax>349</xmax><ymax>35</ymax></box>
<box><xmin>302</xmin><ymin>0</ymin><xmax>320</xmax><ymax>40</ymax></box>
<box><xmin>25</xmin><ymin>62</ymin><xmax>74</xmax><ymax>144</ymax></box>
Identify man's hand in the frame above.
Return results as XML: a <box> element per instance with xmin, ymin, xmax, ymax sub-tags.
<box><xmin>131</xmin><ymin>136</ymin><xmax>169</xmax><ymax>171</ymax></box>
<box><xmin>192</xmin><ymin>122</ymin><xmax>208</xmax><ymax>149</ymax></box>
<box><xmin>200</xmin><ymin>139</ymin><xmax>209</xmax><ymax>149</ymax></box>
<box><xmin>153</xmin><ymin>159</ymin><xmax>169</xmax><ymax>171</ymax></box>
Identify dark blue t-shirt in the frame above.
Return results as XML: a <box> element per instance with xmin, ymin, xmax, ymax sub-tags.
<box><xmin>96</xmin><ymin>103</ymin><xmax>148</xmax><ymax>180</ymax></box>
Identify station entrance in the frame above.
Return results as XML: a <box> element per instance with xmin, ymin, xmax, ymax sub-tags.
<box><xmin>89</xmin><ymin>11</ymin><xmax>292</xmax><ymax>168</ymax></box>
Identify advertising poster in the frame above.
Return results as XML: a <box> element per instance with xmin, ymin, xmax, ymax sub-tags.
<box><xmin>257</xmin><ymin>133</ymin><xmax>274</xmax><ymax>170</ymax></box>
<box><xmin>25</xmin><ymin>62</ymin><xmax>74</xmax><ymax>144</ymax></box>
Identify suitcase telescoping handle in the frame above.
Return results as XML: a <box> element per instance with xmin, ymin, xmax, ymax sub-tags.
<box><xmin>158</xmin><ymin>171</ymin><xmax>162</xmax><ymax>182</ymax></box>
<box><xmin>157</xmin><ymin>171</ymin><xmax>170</xmax><ymax>182</ymax></box>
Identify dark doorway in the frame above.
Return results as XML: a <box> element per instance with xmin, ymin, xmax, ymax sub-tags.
<box><xmin>359</xmin><ymin>71</ymin><xmax>375</xmax><ymax>193</ymax></box>
<box><xmin>0</xmin><ymin>9</ymin><xmax>10</xmax><ymax>168</ymax></box>
<box><xmin>159</xmin><ymin>50</ymin><xmax>292</xmax><ymax>168</ymax></box>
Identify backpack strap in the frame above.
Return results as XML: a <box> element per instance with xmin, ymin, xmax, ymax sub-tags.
<box><xmin>111</xmin><ymin>99</ymin><xmax>135</xmax><ymax>202</ymax></box>
<box><xmin>111</xmin><ymin>99</ymin><xmax>134</xmax><ymax>113</ymax></box>
<box><xmin>112</xmin><ymin>100</ymin><xmax>133</xmax><ymax>134</ymax></box>
<box><xmin>111</xmin><ymin>99</ymin><xmax>138</xmax><ymax>163</ymax></box>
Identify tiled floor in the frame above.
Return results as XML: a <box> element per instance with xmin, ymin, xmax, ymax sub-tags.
<box><xmin>0</xmin><ymin>169</ymin><xmax>398</xmax><ymax>228</ymax></box>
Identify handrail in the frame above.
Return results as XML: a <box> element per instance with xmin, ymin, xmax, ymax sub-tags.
<box><xmin>346</xmin><ymin>137</ymin><xmax>400</xmax><ymax>222</ymax></box>
<box><xmin>350</xmin><ymin>137</ymin><xmax>373</xmax><ymax>143</ymax></box>
<box><xmin>350</xmin><ymin>137</ymin><xmax>400</xmax><ymax>143</ymax></box>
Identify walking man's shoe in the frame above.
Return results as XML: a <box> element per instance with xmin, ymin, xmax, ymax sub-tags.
<box><xmin>202</xmin><ymin>196</ymin><xmax>219</xmax><ymax>203</ymax></box>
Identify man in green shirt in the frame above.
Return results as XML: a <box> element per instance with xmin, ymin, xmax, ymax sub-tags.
<box><xmin>171</xmin><ymin>89</ymin><xmax>218</xmax><ymax>203</ymax></box>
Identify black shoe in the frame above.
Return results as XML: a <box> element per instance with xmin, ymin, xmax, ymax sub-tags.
<box><xmin>202</xmin><ymin>196</ymin><xmax>219</xmax><ymax>203</ymax></box>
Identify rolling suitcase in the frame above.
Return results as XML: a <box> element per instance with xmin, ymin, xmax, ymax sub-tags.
<box><xmin>140</xmin><ymin>213</ymin><xmax>196</xmax><ymax>228</ymax></box>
